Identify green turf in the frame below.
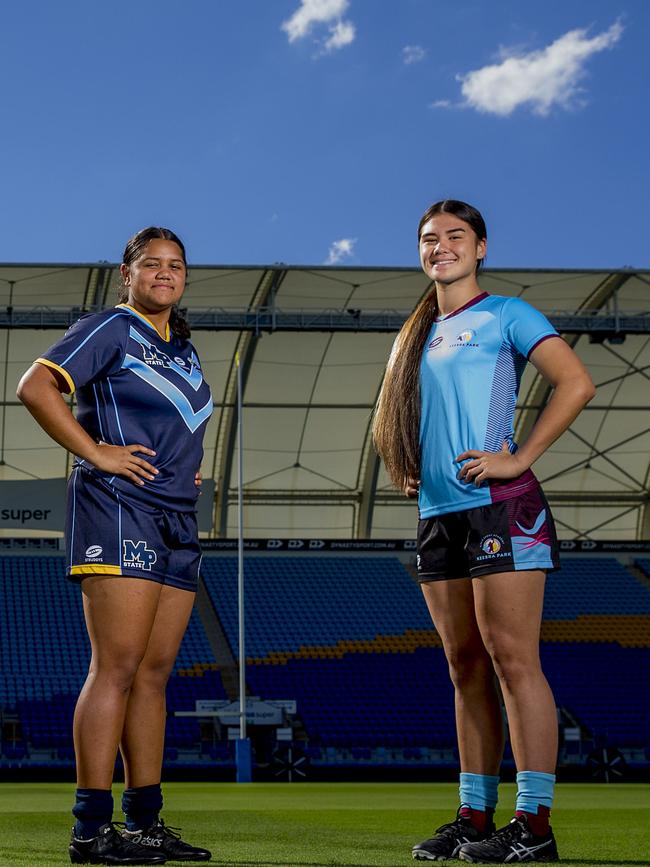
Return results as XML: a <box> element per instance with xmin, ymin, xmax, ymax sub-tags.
<box><xmin>0</xmin><ymin>782</ymin><xmax>648</xmax><ymax>866</ymax></box>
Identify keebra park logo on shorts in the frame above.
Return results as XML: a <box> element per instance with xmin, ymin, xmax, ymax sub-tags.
<box><xmin>477</xmin><ymin>534</ymin><xmax>509</xmax><ymax>561</ymax></box>
<box><xmin>123</xmin><ymin>539</ymin><xmax>157</xmax><ymax>571</ymax></box>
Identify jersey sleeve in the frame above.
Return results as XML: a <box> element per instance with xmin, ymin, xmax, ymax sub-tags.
<box><xmin>501</xmin><ymin>297</ymin><xmax>559</xmax><ymax>359</ymax></box>
<box><xmin>36</xmin><ymin>311</ymin><xmax>128</xmax><ymax>393</ymax></box>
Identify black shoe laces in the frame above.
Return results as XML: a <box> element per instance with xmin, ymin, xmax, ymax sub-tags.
<box><xmin>486</xmin><ymin>818</ymin><xmax>526</xmax><ymax>846</ymax></box>
<box><xmin>154</xmin><ymin>819</ymin><xmax>183</xmax><ymax>841</ymax></box>
<box><xmin>434</xmin><ymin>812</ymin><xmax>472</xmax><ymax>837</ymax></box>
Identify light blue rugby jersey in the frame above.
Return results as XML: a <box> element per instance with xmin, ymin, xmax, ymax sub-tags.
<box><xmin>418</xmin><ymin>292</ymin><xmax>558</xmax><ymax>518</ymax></box>
<box><xmin>38</xmin><ymin>304</ymin><xmax>213</xmax><ymax>511</ymax></box>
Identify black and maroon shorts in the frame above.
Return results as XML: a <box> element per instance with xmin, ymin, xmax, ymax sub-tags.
<box><xmin>416</xmin><ymin>485</ymin><xmax>560</xmax><ymax>582</ymax></box>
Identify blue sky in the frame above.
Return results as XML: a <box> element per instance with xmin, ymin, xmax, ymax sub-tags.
<box><xmin>0</xmin><ymin>0</ymin><xmax>647</xmax><ymax>269</ymax></box>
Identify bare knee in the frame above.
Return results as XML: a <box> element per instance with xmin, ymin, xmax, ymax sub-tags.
<box><xmin>89</xmin><ymin>653</ymin><xmax>145</xmax><ymax>693</ymax></box>
<box><xmin>483</xmin><ymin>638</ymin><xmax>541</xmax><ymax>692</ymax></box>
<box><xmin>132</xmin><ymin>655</ymin><xmax>176</xmax><ymax>695</ymax></box>
<box><xmin>445</xmin><ymin>642</ymin><xmax>493</xmax><ymax>691</ymax></box>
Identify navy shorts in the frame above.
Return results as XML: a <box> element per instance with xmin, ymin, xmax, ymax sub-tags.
<box><xmin>417</xmin><ymin>485</ymin><xmax>560</xmax><ymax>582</ymax></box>
<box><xmin>65</xmin><ymin>467</ymin><xmax>201</xmax><ymax>592</ymax></box>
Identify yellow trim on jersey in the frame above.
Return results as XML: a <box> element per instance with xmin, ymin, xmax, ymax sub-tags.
<box><xmin>70</xmin><ymin>564</ymin><xmax>123</xmax><ymax>576</ymax></box>
<box><xmin>116</xmin><ymin>304</ymin><xmax>171</xmax><ymax>341</ymax></box>
<box><xmin>35</xmin><ymin>358</ymin><xmax>76</xmax><ymax>393</ymax></box>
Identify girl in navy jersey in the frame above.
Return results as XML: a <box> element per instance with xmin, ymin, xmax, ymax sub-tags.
<box><xmin>373</xmin><ymin>201</ymin><xmax>594</xmax><ymax>864</ymax></box>
<box><xmin>18</xmin><ymin>228</ymin><xmax>212</xmax><ymax>865</ymax></box>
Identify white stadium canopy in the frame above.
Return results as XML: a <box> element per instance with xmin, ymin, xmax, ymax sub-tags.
<box><xmin>1</xmin><ymin>263</ymin><xmax>649</xmax><ymax>540</ymax></box>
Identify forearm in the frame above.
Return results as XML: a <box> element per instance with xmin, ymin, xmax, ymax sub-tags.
<box><xmin>515</xmin><ymin>377</ymin><xmax>594</xmax><ymax>471</ymax></box>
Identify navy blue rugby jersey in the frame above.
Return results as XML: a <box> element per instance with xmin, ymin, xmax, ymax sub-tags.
<box><xmin>37</xmin><ymin>304</ymin><xmax>213</xmax><ymax>511</ymax></box>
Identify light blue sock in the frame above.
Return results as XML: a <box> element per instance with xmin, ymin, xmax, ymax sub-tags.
<box><xmin>515</xmin><ymin>771</ymin><xmax>555</xmax><ymax>813</ymax></box>
<box><xmin>459</xmin><ymin>772</ymin><xmax>499</xmax><ymax>811</ymax></box>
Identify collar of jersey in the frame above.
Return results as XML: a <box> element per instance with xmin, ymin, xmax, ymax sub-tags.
<box><xmin>435</xmin><ymin>291</ymin><xmax>489</xmax><ymax>322</ymax></box>
<box><xmin>116</xmin><ymin>304</ymin><xmax>171</xmax><ymax>342</ymax></box>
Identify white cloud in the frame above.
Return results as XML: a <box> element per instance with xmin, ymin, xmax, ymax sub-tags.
<box><xmin>326</xmin><ymin>238</ymin><xmax>356</xmax><ymax>264</ymax></box>
<box><xmin>324</xmin><ymin>19</ymin><xmax>355</xmax><ymax>52</ymax></box>
<box><xmin>403</xmin><ymin>45</ymin><xmax>425</xmax><ymax>65</ymax></box>
<box><xmin>430</xmin><ymin>99</ymin><xmax>451</xmax><ymax>109</ymax></box>
<box><xmin>458</xmin><ymin>21</ymin><xmax>623</xmax><ymax>116</ymax></box>
<box><xmin>282</xmin><ymin>0</ymin><xmax>355</xmax><ymax>53</ymax></box>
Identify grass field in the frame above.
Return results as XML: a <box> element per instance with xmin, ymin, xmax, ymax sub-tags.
<box><xmin>0</xmin><ymin>782</ymin><xmax>648</xmax><ymax>866</ymax></box>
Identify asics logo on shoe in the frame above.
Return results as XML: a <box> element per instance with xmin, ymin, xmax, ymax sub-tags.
<box><xmin>131</xmin><ymin>833</ymin><xmax>162</xmax><ymax>846</ymax></box>
<box><xmin>452</xmin><ymin>836</ymin><xmax>472</xmax><ymax>855</ymax></box>
<box><xmin>504</xmin><ymin>839</ymin><xmax>554</xmax><ymax>861</ymax></box>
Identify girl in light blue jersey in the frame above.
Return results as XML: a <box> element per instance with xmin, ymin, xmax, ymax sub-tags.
<box><xmin>373</xmin><ymin>200</ymin><xmax>594</xmax><ymax>864</ymax></box>
<box><xmin>18</xmin><ymin>228</ymin><xmax>212</xmax><ymax>865</ymax></box>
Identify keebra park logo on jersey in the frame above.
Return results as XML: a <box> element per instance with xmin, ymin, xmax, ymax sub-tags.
<box><xmin>451</xmin><ymin>329</ymin><xmax>479</xmax><ymax>348</ymax></box>
<box><xmin>123</xmin><ymin>539</ymin><xmax>157</xmax><ymax>571</ymax></box>
<box><xmin>85</xmin><ymin>545</ymin><xmax>103</xmax><ymax>561</ymax></box>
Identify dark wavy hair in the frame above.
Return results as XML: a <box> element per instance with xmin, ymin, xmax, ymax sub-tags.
<box><xmin>372</xmin><ymin>200</ymin><xmax>487</xmax><ymax>491</ymax></box>
<box><xmin>119</xmin><ymin>226</ymin><xmax>191</xmax><ymax>340</ymax></box>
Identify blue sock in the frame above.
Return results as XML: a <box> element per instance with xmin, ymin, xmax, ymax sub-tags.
<box><xmin>515</xmin><ymin>771</ymin><xmax>555</xmax><ymax>813</ymax></box>
<box><xmin>122</xmin><ymin>783</ymin><xmax>163</xmax><ymax>832</ymax></box>
<box><xmin>72</xmin><ymin>788</ymin><xmax>113</xmax><ymax>839</ymax></box>
<box><xmin>459</xmin><ymin>772</ymin><xmax>500</xmax><ymax>811</ymax></box>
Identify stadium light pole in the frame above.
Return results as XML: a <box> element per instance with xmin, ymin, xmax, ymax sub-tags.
<box><xmin>235</xmin><ymin>351</ymin><xmax>252</xmax><ymax>782</ymax></box>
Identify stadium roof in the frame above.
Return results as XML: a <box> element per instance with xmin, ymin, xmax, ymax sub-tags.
<box><xmin>1</xmin><ymin>263</ymin><xmax>649</xmax><ymax>540</ymax></box>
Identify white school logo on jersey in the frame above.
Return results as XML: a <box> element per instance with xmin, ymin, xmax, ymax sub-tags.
<box><xmin>451</xmin><ymin>329</ymin><xmax>479</xmax><ymax>348</ymax></box>
<box><xmin>141</xmin><ymin>343</ymin><xmax>172</xmax><ymax>368</ymax></box>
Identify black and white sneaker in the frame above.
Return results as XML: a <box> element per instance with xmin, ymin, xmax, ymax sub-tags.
<box><xmin>69</xmin><ymin>822</ymin><xmax>167</xmax><ymax>864</ymax></box>
<box><xmin>458</xmin><ymin>815</ymin><xmax>559</xmax><ymax>863</ymax></box>
<box><xmin>412</xmin><ymin>811</ymin><xmax>496</xmax><ymax>861</ymax></box>
<box><xmin>121</xmin><ymin>819</ymin><xmax>211</xmax><ymax>862</ymax></box>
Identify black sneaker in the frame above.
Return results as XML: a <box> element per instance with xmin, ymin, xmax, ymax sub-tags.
<box><xmin>69</xmin><ymin>822</ymin><xmax>167</xmax><ymax>864</ymax></box>
<box><xmin>458</xmin><ymin>815</ymin><xmax>559</xmax><ymax>863</ymax></box>
<box><xmin>412</xmin><ymin>811</ymin><xmax>496</xmax><ymax>861</ymax></box>
<box><xmin>121</xmin><ymin>819</ymin><xmax>211</xmax><ymax>862</ymax></box>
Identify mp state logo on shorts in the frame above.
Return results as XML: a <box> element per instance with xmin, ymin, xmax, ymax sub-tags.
<box><xmin>122</xmin><ymin>539</ymin><xmax>157</xmax><ymax>571</ymax></box>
